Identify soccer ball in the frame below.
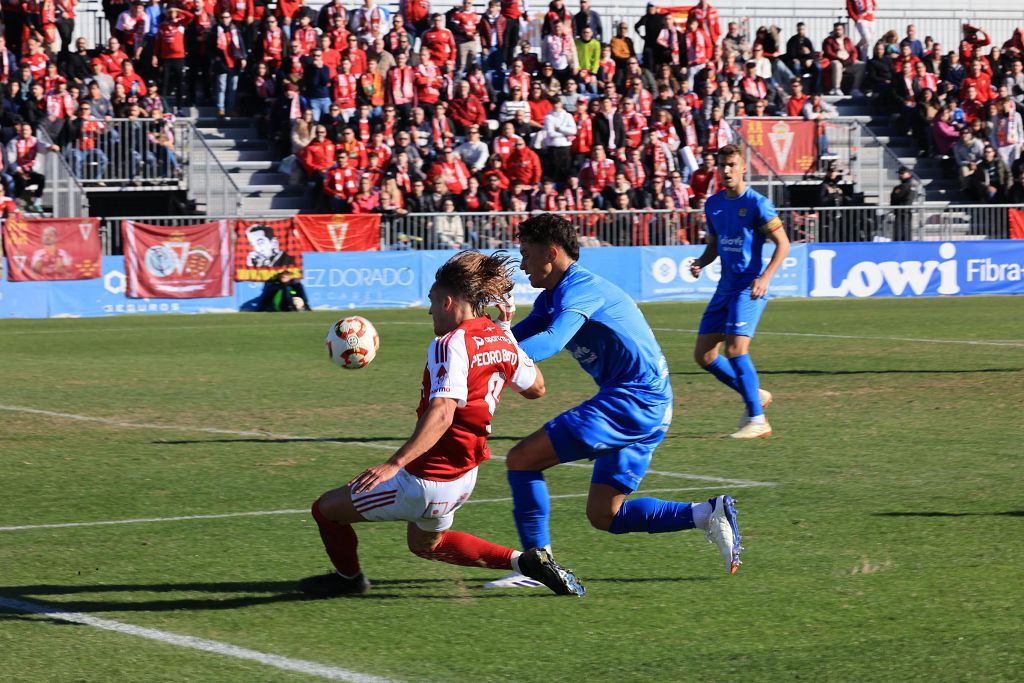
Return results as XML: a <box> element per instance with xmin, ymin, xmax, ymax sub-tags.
<box><xmin>326</xmin><ymin>316</ymin><xmax>380</xmax><ymax>369</ymax></box>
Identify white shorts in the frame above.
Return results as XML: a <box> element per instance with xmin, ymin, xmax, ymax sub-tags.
<box><xmin>350</xmin><ymin>467</ymin><xmax>479</xmax><ymax>532</ymax></box>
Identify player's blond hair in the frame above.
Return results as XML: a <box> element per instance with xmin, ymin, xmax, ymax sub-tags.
<box><xmin>434</xmin><ymin>250</ymin><xmax>516</xmax><ymax>317</ymax></box>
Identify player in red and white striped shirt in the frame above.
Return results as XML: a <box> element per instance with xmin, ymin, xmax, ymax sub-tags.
<box><xmin>300</xmin><ymin>252</ymin><xmax>584</xmax><ymax>597</ymax></box>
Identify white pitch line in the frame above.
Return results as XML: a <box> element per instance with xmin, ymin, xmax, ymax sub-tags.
<box><xmin>0</xmin><ymin>404</ymin><xmax>773</xmax><ymax>487</ymax></box>
<box><xmin>0</xmin><ymin>485</ymin><xmax>764</xmax><ymax>533</ymax></box>
<box><xmin>0</xmin><ymin>405</ymin><xmax>396</xmax><ymax>451</ymax></box>
<box><xmin>0</xmin><ymin>596</ymin><xmax>394</xmax><ymax>682</ymax></box>
<box><xmin>651</xmin><ymin>327</ymin><xmax>1024</xmax><ymax>348</ymax></box>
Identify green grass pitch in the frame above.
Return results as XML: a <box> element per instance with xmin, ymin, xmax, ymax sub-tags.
<box><xmin>1</xmin><ymin>296</ymin><xmax>1022</xmax><ymax>681</ymax></box>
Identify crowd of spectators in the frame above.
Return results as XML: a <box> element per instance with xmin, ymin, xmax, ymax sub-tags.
<box><xmin>1</xmin><ymin>0</ymin><xmax>1023</xmax><ymax>226</ymax></box>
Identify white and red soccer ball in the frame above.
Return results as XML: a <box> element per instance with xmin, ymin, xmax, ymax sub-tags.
<box><xmin>326</xmin><ymin>316</ymin><xmax>380</xmax><ymax>369</ymax></box>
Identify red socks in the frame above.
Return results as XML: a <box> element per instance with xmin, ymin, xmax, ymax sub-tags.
<box><xmin>413</xmin><ymin>530</ymin><xmax>515</xmax><ymax>570</ymax></box>
<box><xmin>311</xmin><ymin>499</ymin><xmax>513</xmax><ymax>573</ymax></box>
<box><xmin>311</xmin><ymin>499</ymin><xmax>361</xmax><ymax>577</ymax></box>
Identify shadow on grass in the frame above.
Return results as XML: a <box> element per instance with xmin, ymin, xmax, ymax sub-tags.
<box><xmin>874</xmin><ymin>511</ymin><xmax>1024</xmax><ymax>518</ymax></box>
<box><xmin>0</xmin><ymin>574</ymin><xmax>708</xmax><ymax>614</ymax></box>
<box><xmin>152</xmin><ymin>435</ymin><xmax>527</xmax><ymax>445</ymax></box>
<box><xmin>670</xmin><ymin>368</ymin><xmax>1023</xmax><ymax>377</ymax></box>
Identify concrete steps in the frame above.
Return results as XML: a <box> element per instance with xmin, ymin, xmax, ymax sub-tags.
<box><xmin>194</xmin><ymin>113</ymin><xmax>315</xmax><ymax>216</ymax></box>
<box><xmin>832</xmin><ymin>95</ymin><xmax>964</xmax><ymax>204</ymax></box>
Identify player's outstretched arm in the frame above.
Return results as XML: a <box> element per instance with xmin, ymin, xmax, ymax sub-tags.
<box><xmin>519</xmin><ymin>310</ymin><xmax>588</xmax><ymax>363</ymax></box>
<box><xmin>690</xmin><ymin>233</ymin><xmax>719</xmax><ymax>278</ymax></box>
<box><xmin>349</xmin><ymin>397</ymin><xmax>457</xmax><ymax>494</ymax></box>
<box><xmin>751</xmin><ymin>220</ymin><xmax>790</xmax><ymax>299</ymax></box>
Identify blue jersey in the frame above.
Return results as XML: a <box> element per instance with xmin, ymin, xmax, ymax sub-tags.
<box><xmin>513</xmin><ymin>263</ymin><xmax>670</xmax><ymax>398</ymax></box>
<box><xmin>704</xmin><ymin>187</ymin><xmax>782</xmax><ymax>291</ymax></box>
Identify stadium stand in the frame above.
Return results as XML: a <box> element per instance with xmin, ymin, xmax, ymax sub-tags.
<box><xmin>1</xmin><ymin>0</ymin><xmax>1022</xmax><ymax>244</ymax></box>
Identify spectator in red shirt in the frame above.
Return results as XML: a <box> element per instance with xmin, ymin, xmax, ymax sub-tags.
<box><xmin>961</xmin><ymin>59</ymin><xmax>994</xmax><ymax>103</ymax></box>
<box><xmin>300</xmin><ymin>125</ymin><xmax>336</xmax><ymax>184</ymax></box>
<box><xmin>448</xmin><ymin>80</ymin><xmax>486</xmax><ymax>134</ymax></box>
<box><xmin>152</xmin><ymin>7</ymin><xmax>193</xmax><ymax>112</ymax></box>
<box><xmin>786</xmin><ymin>78</ymin><xmax>810</xmax><ymax>116</ymax></box>
<box><xmin>822</xmin><ymin>22</ymin><xmax>864</xmax><ymax>95</ymax></box>
<box><xmin>421</xmin><ymin>13</ymin><xmax>456</xmax><ymax>67</ymax></box>
<box><xmin>413</xmin><ymin>49</ymin><xmax>443</xmax><ymax>109</ymax></box>
<box><xmin>505</xmin><ymin>137</ymin><xmax>541</xmax><ymax>186</ymax></box>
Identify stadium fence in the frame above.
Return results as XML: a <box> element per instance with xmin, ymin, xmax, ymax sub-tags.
<box><xmin>93</xmin><ymin>204</ymin><xmax>1022</xmax><ymax>255</ymax></box>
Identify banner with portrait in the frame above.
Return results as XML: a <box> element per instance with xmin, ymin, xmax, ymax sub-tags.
<box><xmin>739</xmin><ymin>118</ymin><xmax>818</xmax><ymax>176</ymax></box>
<box><xmin>234</xmin><ymin>219</ymin><xmax>303</xmax><ymax>281</ymax></box>
<box><xmin>122</xmin><ymin>220</ymin><xmax>233</xmax><ymax>298</ymax></box>
<box><xmin>3</xmin><ymin>217</ymin><xmax>101</xmax><ymax>281</ymax></box>
<box><xmin>293</xmin><ymin>214</ymin><xmax>381</xmax><ymax>252</ymax></box>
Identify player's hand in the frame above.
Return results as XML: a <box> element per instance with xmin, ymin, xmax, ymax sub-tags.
<box><xmin>750</xmin><ymin>276</ymin><xmax>769</xmax><ymax>299</ymax></box>
<box><xmin>495</xmin><ymin>291</ymin><xmax>516</xmax><ymax>329</ymax></box>
<box><xmin>689</xmin><ymin>261</ymin><xmax>703</xmax><ymax>278</ymax></box>
<box><xmin>348</xmin><ymin>461</ymin><xmax>400</xmax><ymax>494</ymax></box>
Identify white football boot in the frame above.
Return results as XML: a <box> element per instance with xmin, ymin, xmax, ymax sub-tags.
<box><xmin>730</xmin><ymin>421</ymin><xmax>773</xmax><ymax>439</ymax></box>
<box><xmin>482</xmin><ymin>573</ymin><xmax>544</xmax><ymax>589</ymax></box>
<box><xmin>705</xmin><ymin>495</ymin><xmax>743</xmax><ymax>574</ymax></box>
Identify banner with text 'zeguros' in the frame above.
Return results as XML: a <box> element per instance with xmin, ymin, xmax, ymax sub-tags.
<box><xmin>3</xmin><ymin>216</ymin><xmax>101</xmax><ymax>281</ymax></box>
<box><xmin>122</xmin><ymin>220</ymin><xmax>233</xmax><ymax>298</ymax></box>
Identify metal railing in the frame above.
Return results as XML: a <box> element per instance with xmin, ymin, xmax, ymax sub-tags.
<box><xmin>183</xmin><ymin>123</ymin><xmax>244</xmax><ymax>217</ymax></box>
<box><xmin>98</xmin><ymin>214</ymin><xmax>242</xmax><ymax>255</ymax></box>
<box><xmin>778</xmin><ymin>204</ymin><xmax>1019</xmax><ymax>242</ymax></box>
<box><xmin>56</xmin><ymin>117</ymin><xmax>188</xmax><ymax>187</ymax></box>
<box><xmin>594</xmin><ymin>8</ymin><xmax>1024</xmax><ymax>64</ymax></box>
<box><xmin>35</xmin><ymin>128</ymin><xmax>89</xmax><ymax>217</ymax></box>
<box><xmin>382</xmin><ymin>209</ymin><xmax>697</xmax><ymax>250</ymax></box>
<box><xmin>92</xmin><ymin>204</ymin><xmax>1021</xmax><ymax>255</ymax></box>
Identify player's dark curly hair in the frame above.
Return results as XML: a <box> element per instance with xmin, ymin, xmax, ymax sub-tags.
<box><xmin>434</xmin><ymin>250</ymin><xmax>516</xmax><ymax>316</ymax></box>
<box><xmin>517</xmin><ymin>213</ymin><xmax>580</xmax><ymax>261</ymax></box>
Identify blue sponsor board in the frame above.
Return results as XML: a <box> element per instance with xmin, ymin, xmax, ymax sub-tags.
<box><xmin>302</xmin><ymin>251</ymin><xmax>422</xmax><ymax>309</ymax></box>
<box><xmin>1</xmin><ymin>256</ymin><xmax>237</xmax><ymax>318</ymax></box>
<box><xmin>0</xmin><ymin>261</ymin><xmax>48</xmax><ymax>318</ymax></box>
<box><xmin>1</xmin><ymin>242</ymin><xmax>1019</xmax><ymax>319</ymax></box>
<box><xmin>640</xmin><ymin>244</ymin><xmax>807</xmax><ymax>301</ymax></box>
<box><xmin>809</xmin><ymin>241</ymin><xmax>1024</xmax><ymax>298</ymax></box>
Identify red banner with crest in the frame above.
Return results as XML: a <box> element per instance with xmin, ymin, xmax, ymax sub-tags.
<box><xmin>293</xmin><ymin>214</ymin><xmax>381</xmax><ymax>252</ymax></box>
<box><xmin>234</xmin><ymin>219</ymin><xmax>304</xmax><ymax>281</ymax></box>
<box><xmin>122</xmin><ymin>220</ymin><xmax>233</xmax><ymax>298</ymax></box>
<box><xmin>3</xmin><ymin>216</ymin><xmax>101</xmax><ymax>281</ymax></box>
<box><xmin>738</xmin><ymin>119</ymin><xmax>818</xmax><ymax>176</ymax></box>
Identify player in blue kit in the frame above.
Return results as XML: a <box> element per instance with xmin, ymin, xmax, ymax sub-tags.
<box><xmin>484</xmin><ymin>214</ymin><xmax>743</xmax><ymax>589</ymax></box>
<box><xmin>691</xmin><ymin>144</ymin><xmax>791</xmax><ymax>439</ymax></box>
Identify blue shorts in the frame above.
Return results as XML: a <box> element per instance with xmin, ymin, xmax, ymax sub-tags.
<box><xmin>544</xmin><ymin>387</ymin><xmax>673</xmax><ymax>495</ymax></box>
<box><xmin>697</xmin><ymin>287</ymin><xmax>767</xmax><ymax>338</ymax></box>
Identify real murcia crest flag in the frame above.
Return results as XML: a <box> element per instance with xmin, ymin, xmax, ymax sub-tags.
<box><xmin>327</xmin><ymin>222</ymin><xmax>349</xmax><ymax>250</ymax></box>
<box><xmin>768</xmin><ymin>121</ymin><xmax>795</xmax><ymax>170</ymax></box>
<box><xmin>78</xmin><ymin>222</ymin><xmax>93</xmax><ymax>240</ymax></box>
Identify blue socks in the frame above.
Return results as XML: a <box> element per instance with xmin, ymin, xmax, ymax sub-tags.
<box><xmin>507</xmin><ymin>470</ymin><xmax>551</xmax><ymax>550</ymax></box>
<box><xmin>728</xmin><ymin>353</ymin><xmax>763</xmax><ymax>418</ymax></box>
<box><xmin>704</xmin><ymin>355</ymin><xmax>739</xmax><ymax>391</ymax></box>
<box><xmin>609</xmin><ymin>498</ymin><xmax>696</xmax><ymax>534</ymax></box>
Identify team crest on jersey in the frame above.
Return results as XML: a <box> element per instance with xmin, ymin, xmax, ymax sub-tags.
<box><xmin>435</xmin><ymin>365</ymin><xmax>447</xmax><ymax>381</ymax></box>
<box><xmin>738</xmin><ymin>208</ymin><xmax>747</xmax><ymax>217</ymax></box>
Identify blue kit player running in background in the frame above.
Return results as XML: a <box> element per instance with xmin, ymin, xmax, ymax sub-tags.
<box><xmin>691</xmin><ymin>144</ymin><xmax>791</xmax><ymax>439</ymax></box>
<box><xmin>484</xmin><ymin>214</ymin><xmax>742</xmax><ymax>590</ymax></box>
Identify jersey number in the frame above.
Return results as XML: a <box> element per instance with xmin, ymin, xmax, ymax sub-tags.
<box><xmin>483</xmin><ymin>371</ymin><xmax>506</xmax><ymax>417</ymax></box>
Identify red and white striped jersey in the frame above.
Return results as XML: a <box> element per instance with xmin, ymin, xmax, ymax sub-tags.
<box><xmin>409</xmin><ymin>316</ymin><xmax>536</xmax><ymax>482</ymax></box>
